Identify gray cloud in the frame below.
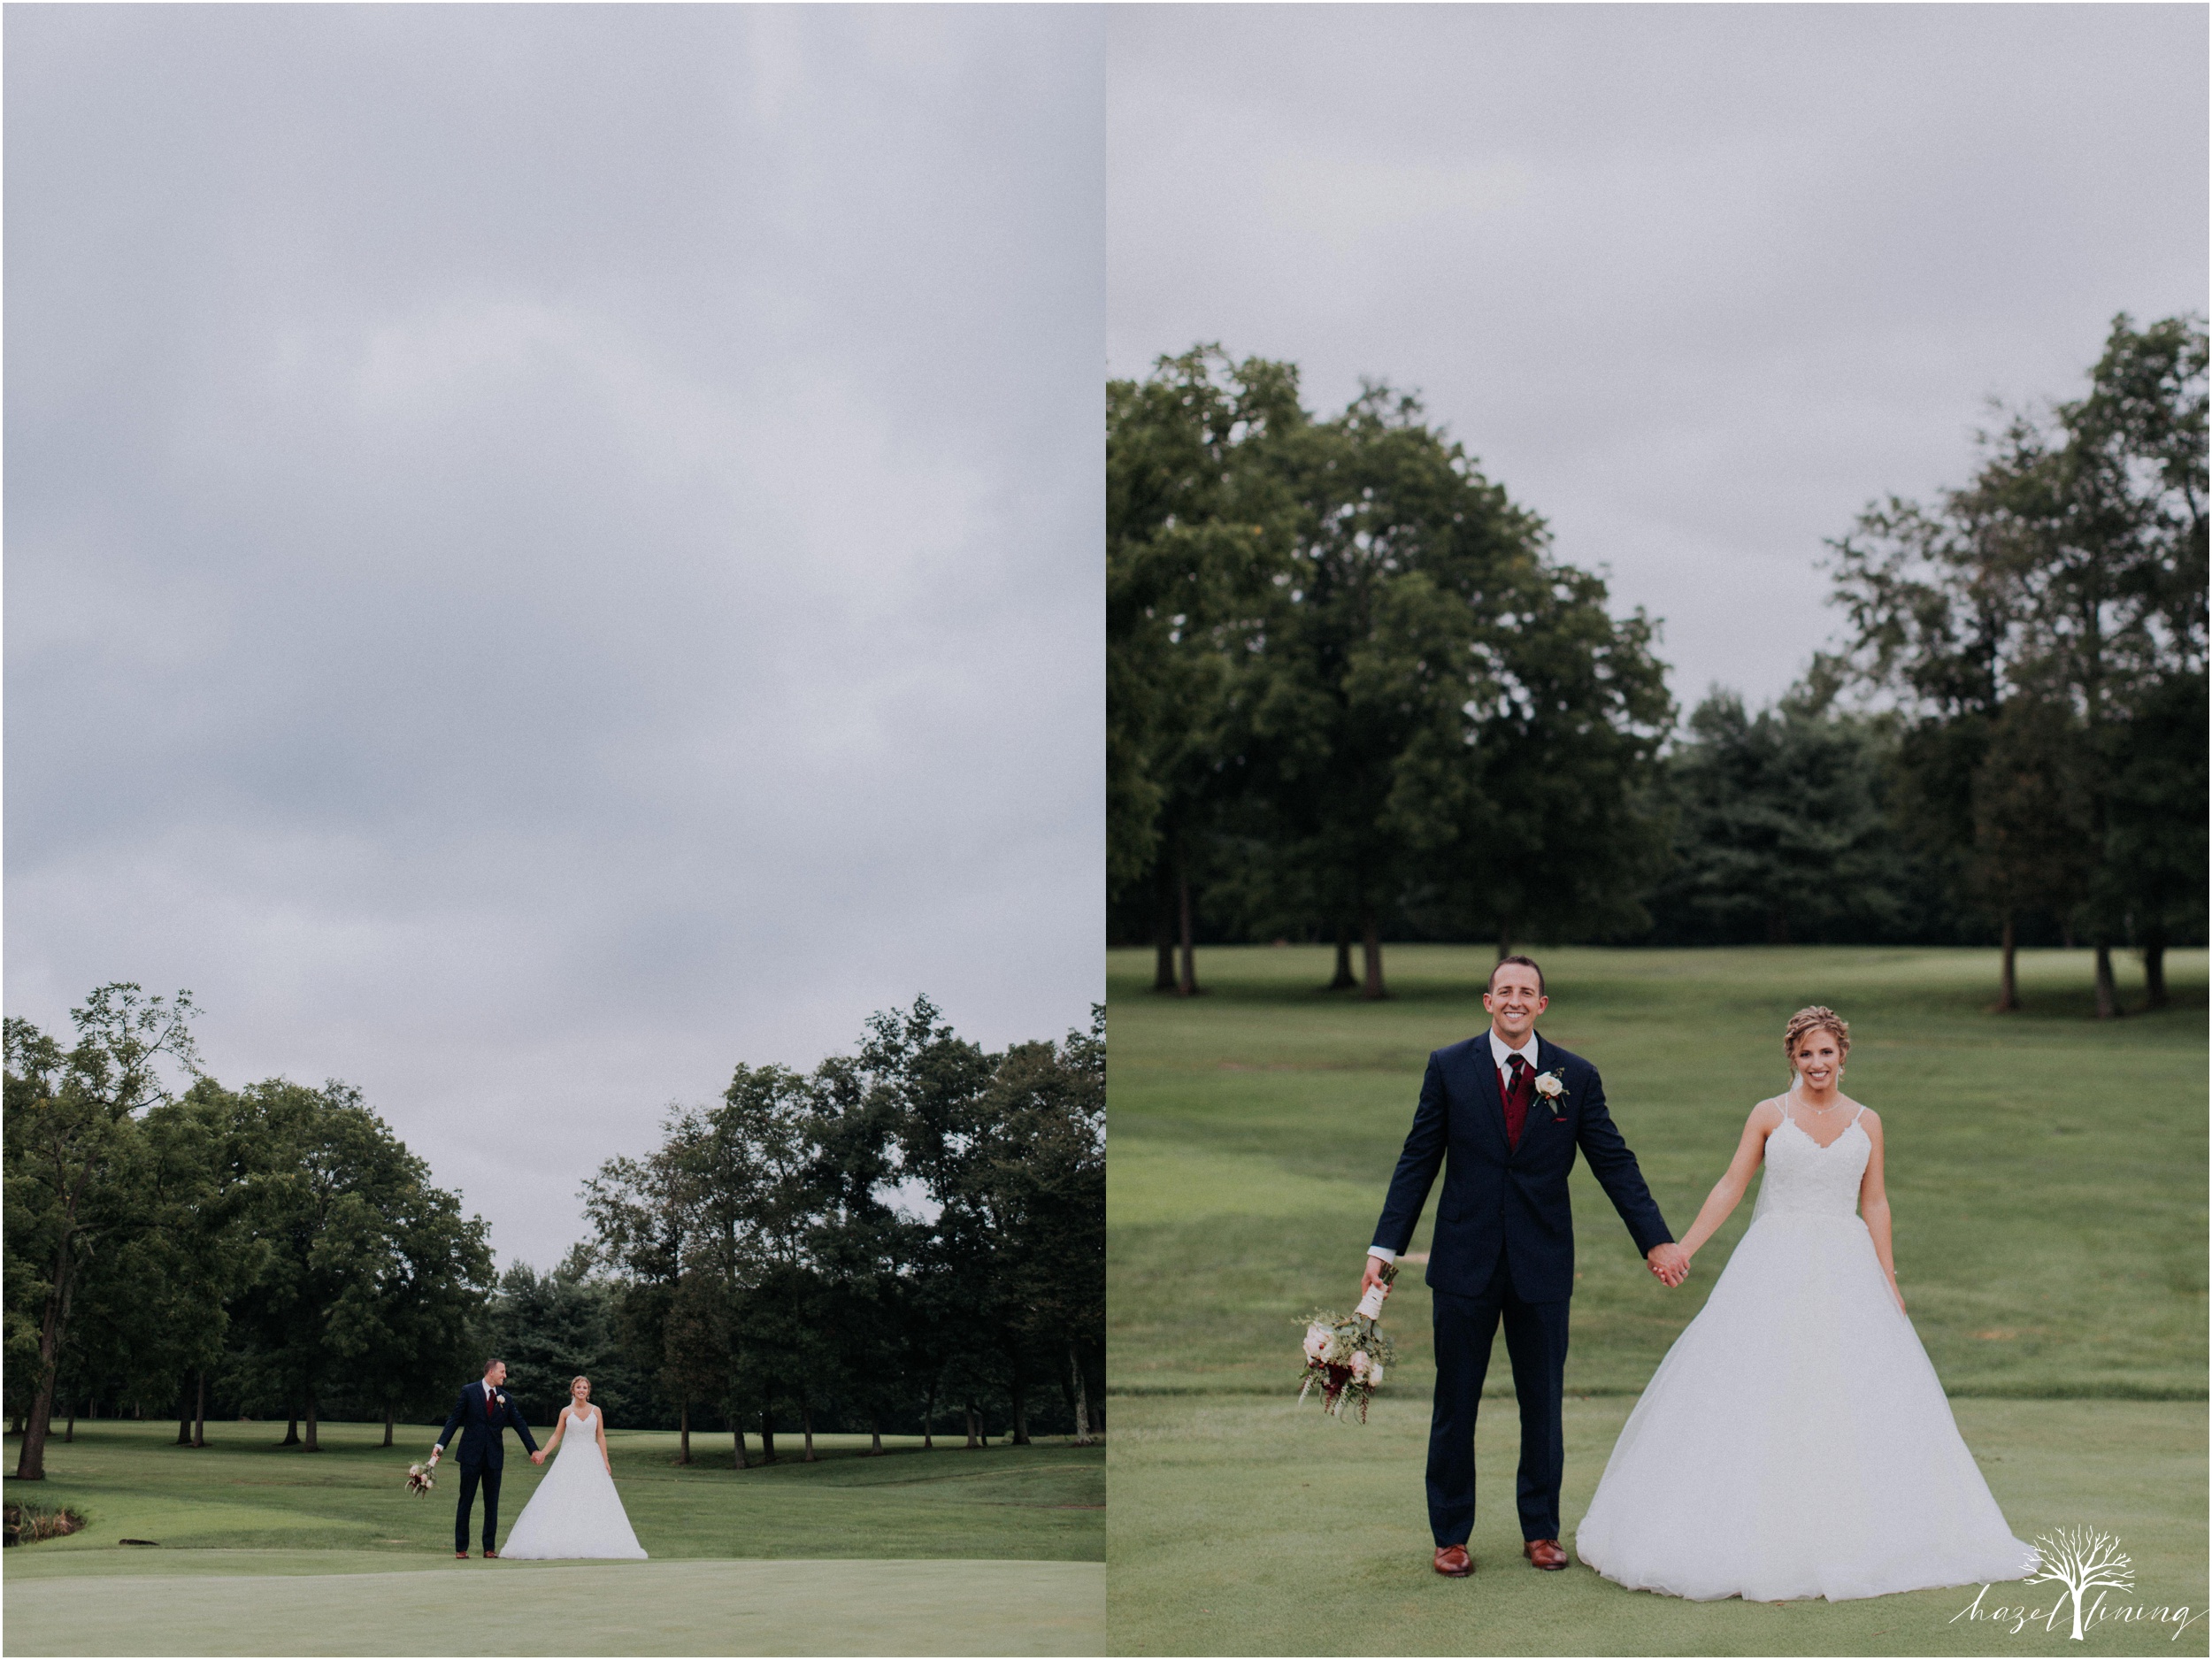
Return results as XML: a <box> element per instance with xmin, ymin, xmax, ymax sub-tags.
<box><xmin>7</xmin><ymin>5</ymin><xmax>1104</xmax><ymax>1267</ymax></box>
<box><xmin>1109</xmin><ymin>4</ymin><xmax>2207</xmax><ymax>710</ymax></box>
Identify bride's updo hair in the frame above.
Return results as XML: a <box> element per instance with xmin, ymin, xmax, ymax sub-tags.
<box><xmin>1783</xmin><ymin>1006</ymin><xmax>1850</xmax><ymax>1066</ymax></box>
<box><xmin>570</xmin><ymin>1375</ymin><xmax>590</xmax><ymax>1394</ymax></box>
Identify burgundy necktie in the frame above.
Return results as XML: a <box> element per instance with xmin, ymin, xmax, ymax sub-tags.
<box><xmin>1503</xmin><ymin>1054</ymin><xmax>1533</xmax><ymax>1150</ymax></box>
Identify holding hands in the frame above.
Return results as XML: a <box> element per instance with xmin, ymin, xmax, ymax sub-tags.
<box><xmin>1647</xmin><ymin>1242</ymin><xmax>1690</xmax><ymax>1288</ymax></box>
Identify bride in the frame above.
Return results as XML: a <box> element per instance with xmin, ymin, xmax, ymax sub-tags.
<box><xmin>1572</xmin><ymin>1006</ymin><xmax>2036</xmax><ymax>1602</ymax></box>
<box><xmin>499</xmin><ymin>1376</ymin><xmax>648</xmax><ymax>1560</ymax></box>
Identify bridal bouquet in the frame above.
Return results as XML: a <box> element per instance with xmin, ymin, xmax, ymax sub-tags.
<box><xmin>1298</xmin><ymin>1263</ymin><xmax>1399</xmax><ymax>1423</ymax></box>
<box><xmin>405</xmin><ymin>1463</ymin><xmax>436</xmax><ymax>1496</ymax></box>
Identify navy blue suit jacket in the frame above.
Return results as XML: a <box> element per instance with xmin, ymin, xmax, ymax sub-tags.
<box><xmin>437</xmin><ymin>1383</ymin><xmax>538</xmax><ymax>1471</ymax></box>
<box><xmin>1371</xmin><ymin>1032</ymin><xmax>1672</xmax><ymax>1303</ymax></box>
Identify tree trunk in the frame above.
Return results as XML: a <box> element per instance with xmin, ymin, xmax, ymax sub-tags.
<box><xmin>759</xmin><ymin>1406</ymin><xmax>777</xmax><ymax>1464</ymax></box>
<box><xmin>1361</xmin><ymin>903</ymin><xmax>1386</xmax><ymax>1001</ymax></box>
<box><xmin>802</xmin><ymin>1403</ymin><xmax>817</xmax><ymax>1463</ymax></box>
<box><xmin>1069</xmin><ymin>1340</ymin><xmax>1094</xmax><ymax>1446</ymax></box>
<box><xmin>195</xmin><ymin>1373</ymin><xmax>206</xmax><ymax>1449</ymax></box>
<box><xmin>280</xmin><ymin>1405</ymin><xmax>300</xmax><ymax>1448</ymax></box>
<box><xmin>303</xmin><ymin>1387</ymin><xmax>320</xmax><ymax>1452</ymax></box>
<box><xmin>868</xmin><ymin>1412</ymin><xmax>883</xmax><ymax>1456</ymax></box>
<box><xmin>1995</xmin><ymin>913</ymin><xmax>2020</xmax><ymax>1012</ymax></box>
<box><xmin>1177</xmin><ymin>865</ymin><xmax>1200</xmax><ymax>996</ymax></box>
<box><xmin>964</xmin><ymin>1401</ymin><xmax>981</xmax><ymax>1449</ymax></box>
<box><xmin>1010</xmin><ymin>1375</ymin><xmax>1030</xmax><ymax>1446</ymax></box>
<box><xmin>177</xmin><ymin>1379</ymin><xmax>194</xmax><ymax>1446</ymax></box>
<box><xmin>2141</xmin><ymin>932</ymin><xmax>2170</xmax><ymax>1011</ymax></box>
<box><xmin>63</xmin><ymin>1406</ymin><xmax>73</xmax><ymax>1444</ymax></box>
<box><xmin>677</xmin><ymin>1400</ymin><xmax>691</xmax><ymax>1466</ymax></box>
<box><xmin>922</xmin><ymin>1379</ymin><xmax>936</xmax><ymax>1450</ymax></box>
<box><xmin>1153</xmin><ymin>864</ymin><xmax>1178</xmax><ymax>993</ymax></box>
<box><xmin>17</xmin><ymin>1233</ymin><xmax>82</xmax><ymax>1481</ymax></box>
<box><xmin>381</xmin><ymin>1403</ymin><xmax>394</xmax><ymax>1448</ymax></box>
<box><xmin>1496</xmin><ymin>920</ymin><xmax>1513</xmax><ymax>962</ymax></box>
<box><xmin>2093</xmin><ymin>938</ymin><xmax>2122</xmax><ymax>1019</ymax></box>
<box><xmin>1329</xmin><ymin>923</ymin><xmax>1357</xmax><ymax>990</ymax></box>
<box><xmin>733</xmin><ymin>1415</ymin><xmax>749</xmax><ymax>1471</ymax></box>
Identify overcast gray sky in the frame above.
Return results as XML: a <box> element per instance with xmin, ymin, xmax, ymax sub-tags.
<box><xmin>1110</xmin><ymin>4</ymin><xmax>2208</xmax><ymax>713</ymax></box>
<box><xmin>6</xmin><ymin>5</ymin><xmax>1103</xmax><ymax>1269</ymax></box>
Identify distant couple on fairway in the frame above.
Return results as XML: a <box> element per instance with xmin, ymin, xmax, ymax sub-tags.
<box><xmin>1362</xmin><ymin>955</ymin><xmax>2039</xmax><ymax>1600</ymax></box>
<box><xmin>429</xmin><ymin>1361</ymin><xmax>646</xmax><ymax>1560</ymax></box>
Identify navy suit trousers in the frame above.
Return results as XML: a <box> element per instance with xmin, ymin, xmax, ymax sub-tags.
<box><xmin>1426</xmin><ymin>1247</ymin><xmax>1571</xmax><ymax>1547</ymax></box>
<box><xmin>455</xmin><ymin>1464</ymin><xmax>502</xmax><ymax>1554</ymax></box>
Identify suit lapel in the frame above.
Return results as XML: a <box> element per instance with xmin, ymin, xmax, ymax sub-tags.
<box><xmin>1465</xmin><ymin>1033</ymin><xmax>1511</xmax><ymax>1158</ymax></box>
<box><xmin>1522</xmin><ymin>1035</ymin><xmax>1560</xmax><ymax>1151</ymax></box>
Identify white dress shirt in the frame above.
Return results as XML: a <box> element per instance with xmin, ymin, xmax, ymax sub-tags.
<box><xmin>1369</xmin><ymin>1027</ymin><xmax>1540</xmax><ymax>1264</ymax></box>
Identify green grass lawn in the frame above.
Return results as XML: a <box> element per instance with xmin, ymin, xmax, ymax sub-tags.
<box><xmin>3</xmin><ymin>1418</ymin><xmax>1103</xmax><ymax>1655</ymax></box>
<box><xmin>1108</xmin><ymin>1393</ymin><xmax>2206</xmax><ymax>1656</ymax></box>
<box><xmin>1107</xmin><ymin>943</ymin><xmax>2208</xmax><ymax>1654</ymax></box>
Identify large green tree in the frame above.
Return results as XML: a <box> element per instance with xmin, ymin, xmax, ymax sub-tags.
<box><xmin>1235</xmin><ymin>384</ymin><xmax>1671</xmax><ymax>989</ymax></box>
<box><xmin>228</xmin><ymin>1080</ymin><xmax>490</xmax><ymax>1450</ymax></box>
<box><xmin>1832</xmin><ymin>312</ymin><xmax>2207</xmax><ymax>1013</ymax></box>
<box><xmin>1108</xmin><ymin>346</ymin><xmax>1302</xmax><ymax>993</ymax></box>
<box><xmin>4</xmin><ymin>986</ymin><xmax>201</xmax><ymax>1480</ymax></box>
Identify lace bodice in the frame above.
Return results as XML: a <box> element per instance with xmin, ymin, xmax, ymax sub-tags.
<box><xmin>1749</xmin><ymin>1104</ymin><xmax>1870</xmax><ymax>1222</ymax></box>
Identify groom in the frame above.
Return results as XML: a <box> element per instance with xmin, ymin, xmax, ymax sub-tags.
<box><xmin>428</xmin><ymin>1358</ymin><xmax>542</xmax><ymax>1559</ymax></box>
<box><xmin>1363</xmin><ymin>956</ymin><xmax>1687</xmax><ymax>1578</ymax></box>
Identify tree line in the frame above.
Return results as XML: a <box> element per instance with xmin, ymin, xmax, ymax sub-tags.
<box><xmin>578</xmin><ymin>998</ymin><xmax>1103</xmax><ymax>1464</ymax></box>
<box><xmin>4</xmin><ymin>986</ymin><xmax>1102</xmax><ymax>1481</ymax></box>
<box><xmin>1108</xmin><ymin>316</ymin><xmax>2205</xmax><ymax>1011</ymax></box>
<box><xmin>3</xmin><ymin>987</ymin><xmax>488</xmax><ymax>1480</ymax></box>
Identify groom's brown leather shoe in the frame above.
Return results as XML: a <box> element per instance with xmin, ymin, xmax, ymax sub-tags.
<box><xmin>1523</xmin><ymin>1538</ymin><xmax>1568</xmax><ymax>1571</ymax></box>
<box><xmin>456</xmin><ymin>1550</ymin><xmax>469</xmax><ymax>1560</ymax></box>
<box><xmin>1433</xmin><ymin>1544</ymin><xmax>1473</xmax><ymax>1577</ymax></box>
<box><xmin>483</xmin><ymin>1549</ymin><xmax>499</xmax><ymax>1559</ymax></box>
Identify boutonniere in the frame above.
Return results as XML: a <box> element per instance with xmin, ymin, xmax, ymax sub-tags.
<box><xmin>495</xmin><ymin>1394</ymin><xmax>506</xmax><ymax>1406</ymax></box>
<box><xmin>1532</xmin><ymin>1070</ymin><xmax>1568</xmax><ymax>1120</ymax></box>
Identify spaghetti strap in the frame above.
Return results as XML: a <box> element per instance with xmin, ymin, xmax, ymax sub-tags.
<box><xmin>1847</xmin><ymin>1102</ymin><xmax>1866</xmax><ymax>1132</ymax></box>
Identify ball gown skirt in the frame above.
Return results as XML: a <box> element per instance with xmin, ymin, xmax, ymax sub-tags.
<box><xmin>499</xmin><ymin>1408</ymin><xmax>649</xmax><ymax>1560</ymax></box>
<box><xmin>1572</xmin><ymin>1113</ymin><xmax>2037</xmax><ymax>1602</ymax></box>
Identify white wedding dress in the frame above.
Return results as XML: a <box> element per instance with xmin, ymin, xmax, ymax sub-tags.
<box><xmin>499</xmin><ymin>1406</ymin><xmax>648</xmax><ymax>1560</ymax></box>
<box><xmin>1572</xmin><ymin>1103</ymin><xmax>2037</xmax><ymax>1602</ymax></box>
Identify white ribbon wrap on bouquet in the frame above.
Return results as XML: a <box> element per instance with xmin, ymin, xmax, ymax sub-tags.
<box><xmin>1356</xmin><ymin>1279</ymin><xmax>1391</xmax><ymax>1321</ymax></box>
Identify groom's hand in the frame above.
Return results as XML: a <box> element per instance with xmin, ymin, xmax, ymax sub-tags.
<box><xmin>530</xmin><ymin>1449</ymin><xmax>546</xmax><ymax>1464</ymax></box>
<box><xmin>1646</xmin><ymin>1242</ymin><xmax>1689</xmax><ymax>1287</ymax></box>
<box><xmin>1359</xmin><ymin>1255</ymin><xmax>1389</xmax><ymax>1298</ymax></box>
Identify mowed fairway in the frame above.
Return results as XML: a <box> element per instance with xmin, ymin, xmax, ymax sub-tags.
<box><xmin>3</xmin><ymin>1418</ymin><xmax>1103</xmax><ymax>1655</ymax></box>
<box><xmin>1107</xmin><ymin>944</ymin><xmax>2208</xmax><ymax>1655</ymax></box>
